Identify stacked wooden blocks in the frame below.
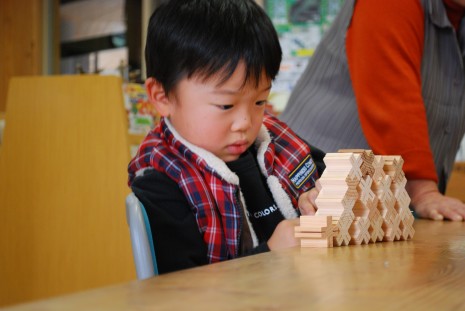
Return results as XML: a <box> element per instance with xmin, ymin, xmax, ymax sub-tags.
<box><xmin>295</xmin><ymin>215</ymin><xmax>334</xmax><ymax>247</ymax></box>
<box><xmin>296</xmin><ymin>150</ymin><xmax>415</xmax><ymax>248</ymax></box>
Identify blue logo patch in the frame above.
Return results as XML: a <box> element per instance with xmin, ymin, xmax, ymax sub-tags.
<box><xmin>289</xmin><ymin>155</ymin><xmax>316</xmax><ymax>189</ymax></box>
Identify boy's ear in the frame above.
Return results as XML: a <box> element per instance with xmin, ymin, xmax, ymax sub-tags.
<box><xmin>145</xmin><ymin>77</ymin><xmax>171</xmax><ymax>117</ymax></box>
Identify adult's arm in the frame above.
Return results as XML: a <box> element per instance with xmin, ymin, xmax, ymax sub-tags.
<box><xmin>346</xmin><ymin>0</ymin><xmax>465</xmax><ymax>221</ymax></box>
<box><xmin>346</xmin><ymin>0</ymin><xmax>435</xmax><ymax>181</ymax></box>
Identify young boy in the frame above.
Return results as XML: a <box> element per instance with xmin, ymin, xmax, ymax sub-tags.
<box><xmin>128</xmin><ymin>0</ymin><xmax>324</xmax><ymax>274</ymax></box>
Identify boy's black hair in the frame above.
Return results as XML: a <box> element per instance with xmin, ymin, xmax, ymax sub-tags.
<box><xmin>145</xmin><ymin>0</ymin><xmax>282</xmax><ymax>94</ymax></box>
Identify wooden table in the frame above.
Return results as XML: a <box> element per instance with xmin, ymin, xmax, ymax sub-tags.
<box><xmin>4</xmin><ymin>219</ymin><xmax>465</xmax><ymax>310</ymax></box>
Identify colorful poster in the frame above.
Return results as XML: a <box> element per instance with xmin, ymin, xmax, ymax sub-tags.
<box><xmin>123</xmin><ymin>83</ymin><xmax>160</xmax><ymax>135</ymax></box>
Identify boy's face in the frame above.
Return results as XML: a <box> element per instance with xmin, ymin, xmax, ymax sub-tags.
<box><xmin>164</xmin><ymin>62</ymin><xmax>271</xmax><ymax>162</ymax></box>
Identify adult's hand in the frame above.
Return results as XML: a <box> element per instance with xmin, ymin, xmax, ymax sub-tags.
<box><xmin>406</xmin><ymin>179</ymin><xmax>465</xmax><ymax>221</ymax></box>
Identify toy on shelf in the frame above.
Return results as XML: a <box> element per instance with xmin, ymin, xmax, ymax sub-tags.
<box><xmin>295</xmin><ymin>149</ymin><xmax>415</xmax><ymax>248</ymax></box>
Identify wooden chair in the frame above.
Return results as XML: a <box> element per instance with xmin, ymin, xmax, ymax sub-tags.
<box><xmin>0</xmin><ymin>75</ymin><xmax>136</xmax><ymax>306</ymax></box>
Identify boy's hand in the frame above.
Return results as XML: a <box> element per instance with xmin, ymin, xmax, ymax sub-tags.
<box><xmin>267</xmin><ymin>219</ymin><xmax>300</xmax><ymax>251</ymax></box>
<box><xmin>267</xmin><ymin>180</ymin><xmax>323</xmax><ymax>251</ymax></box>
<box><xmin>298</xmin><ymin>179</ymin><xmax>321</xmax><ymax>215</ymax></box>
<box><xmin>407</xmin><ymin>179</ymin><xmax>465</xmax><ymax>221</ymax></box>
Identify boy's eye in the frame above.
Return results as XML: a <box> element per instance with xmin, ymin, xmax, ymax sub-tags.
<box><xmin>217</xmin><ymin>104</ymin><xmax>234</xmax><ymax>110</ymax></box>
<box><xmin>256</xmin><ymin>100</ymin><xmax>267</xmax><ymax>106</ymax></box>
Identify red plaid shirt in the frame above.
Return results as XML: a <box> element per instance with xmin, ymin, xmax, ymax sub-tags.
<box><xmin>128</xmin><ymin>113</ymin><xmax>318</xmax><ymax>263</ymax></box>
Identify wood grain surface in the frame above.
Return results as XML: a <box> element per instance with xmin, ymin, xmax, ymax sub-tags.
<box><xmin>4</xmin><ymin>219</ymin><xmax>465</xmax><ymax>310</ymax></box>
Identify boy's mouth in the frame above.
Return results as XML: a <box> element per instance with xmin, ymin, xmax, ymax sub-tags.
<box><xmin>227</xmin><ymin>141</ymin><xmax>249</xmax><ymax>155</ymax></box>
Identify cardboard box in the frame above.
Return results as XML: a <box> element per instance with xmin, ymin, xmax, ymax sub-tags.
<box><xmin>446</xmin><ymin>162</ymin><xmax>465</xmax><ymax>202</ymax></box>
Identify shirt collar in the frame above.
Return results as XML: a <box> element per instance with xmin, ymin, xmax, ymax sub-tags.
<box><xmin>429</xmin><ymin>0</ymin><xmax>465</xmax><ymax>29</ymax></box>
<box><xmin>429</xmin><ymin>1</ymin><xmax>450</xmax><ymax>28</ymax></box>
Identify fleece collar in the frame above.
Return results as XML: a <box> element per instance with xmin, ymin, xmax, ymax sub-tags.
<box><xmin>164</xmin><ymin>117</ymin><xmax>272</xmax><ymax>185</ymax></box>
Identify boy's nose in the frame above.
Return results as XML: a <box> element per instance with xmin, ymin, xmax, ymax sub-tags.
<box><xmin>231</xmin><ymin>113</ymin><xmax>252</xmax><ymax>132</ymax></box>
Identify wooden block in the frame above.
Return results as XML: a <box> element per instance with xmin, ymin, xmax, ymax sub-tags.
<box><xmin>333</xmin><ymin>229</ymin><xmax>351</xmax><ymax>247</ymax></box>
<box><xmin>372</xmin><ymin>155</ymin><xmax>386</xmax><ymax>183</ymax></box>
<box><xmin>318</xmin><ymin>186</ymin><xmax>357</xmax><ymax>199</ymax></box>
<box><xmin>393</xmin><ymin>188</ymin><xmax>411</xmax><ymax>210</ymax></box>
<box><xmin>349</xmin><ymin>153</ymin><xmax>363</xmax><ymax>171</ymax></box>
<box><xmin>322</xmin><ymin>153</ymin><xmax>363</xmax><ymax>180</ymax></box>
<box><xmin>369</xmin><ymin>224</ymin><xmax>385</xmax><ymax>243</ymax></box>
<box><xmin>345</xmin><ymin>175</ymin><xmax>361</xmax><ymax>188</ymax></box>
<box><xmin>315</xmin><ymin>196</ymin><xmax>356</xmax><ymax>215</ymax></box>
<box><xmin>382</xmin><ymin>214</ymin><xmax>401</xmax><ymax>242</ymax></box>
<box><xmin>369</xmin><ymin>206</ymin><xmax>383</xmax><ymax>225</ymax></box>
<box><xmin>394</xmin><ymin>223</ymin><xmax>402</xmax><ymax>241</ymax></box>
<box><xmin>320</xmin><ymin>150</ymin><xmax>413</xmax><ymax>246</ymax></box>
<box><xmin>399</xmin><ymin>217</ymin><xmax>415</xmax><ymax>240</ymax></box>
<box><xmin>301</xmin><ymin>238</ymin><xmax>333</xmax><ymax>248</ymax></box>
<box><xmin>318</xmin><ymin>177</ymin><xmax>351</xmax><ymax>187</ymax></box>
<box><xmin>398</xmin><ymin>204</ymin><xmax>415</xmax><ymax>241</ymax></box>
<box><xmin>296</xmin><ymin>216</ymin><xmax>334</xmax><ymax>248</ymax></box>
<box><xmin>402</xmin><ymin>210</ymin><xmax>415</xmax><ymax>224</ymax></box>
<box><xmin>391</xmin><ymin>175</ymin><xmax>407</xmax><ymax>190</ymax></box>
<box><xmin>295</xmin><ymin>226</ymin><xmax>328</xmax><ymax>233</ymax></box>
<box><xmin>315</xmin><ymin>198</ymin><xmax>349</xmax><ymax>210</ymax></box>
<box><xmin>357</xmin><ymin>176</ymin><xmax>378</xmax><ymax>207</ymax></box>
<box><xmin>341</xmin><ymin>195</ymin><xmax>358</xmax><ymax>210</ymax></box>
<box><xmin>318</xmin><ymin>177</ymin><xmax>358</xmax><ymax>198</ymax></box>
<box><xmin>379</xmin><ymin>205</ymin><xmax>397</xmax><ymax>225</ymax></box>
<box><xmin>374</xmin><ymin>177</ymin><xmax>396</xmax><ymax>211</ymax></box>
<box><xmin>330</xmin><ymin>210</ymin><xmax>354</xmax><ymax>247</ymax></box>
<box><xmin>354</xmin><ymin>177</ymin><xmax>378</xmax><ymax>217</ymax></box>
<box><xmin>378</xmin><ymin>194</ymin><xmax>396</xmax><ymax>214</ymax></box>
<box><xmin>349</xmin><ymin>217</ymin><xmax>371</xmax><ymax>245</ymax></box>
<box><xmin>372</xmin><ymin>175</ymin><xmax>392</xmax><ymax>199</ymax></box>
<box><xmin>339</xmin><ymin>149</ymin><xmax>375</xmax><ymax>176</ymax></box>
<box><xmin>366</xmin><ymin>195</ymin><xmax>379</xmax><ymax>210</ymax></box>
<box><xmin>337</xmin><ymin>149</ymin><xmax>367</xmax><ymax>153</ymax></box>
<box><xmin>368</xmin><ymin>206</ymin><xmax>385</xmax><ymax>243</ymax></box>
<box><xmin>295</xmin><ymin>231</ymin><xmax>328</xmax><ymax>239</ymax></box>
<box><xmin>360</xmin><ymin>150</ymin><xmax>375</xmax><ymax>176</ymax></box>
<box><xmin>315</xmin><ymin>150</ymin><xmax>418</xmax><ymax>247</ymax></box>
<box><xmin>335</xmin><ymin>210</ymin><xmax>355</xmax><ymax>230</ymax></box>
<box><xmin>395</xmin><ymin>199</ymin><xmax>411</xmax><ymax>220</ymax></box>
<box><xmin>372</xmin><ymin>174</ymin><xmax>403</xmax><ymax>238</ymax></box>
<box><xmin>299</xmin><ymin>215</ymin><xmax>330</xmax><ymax>227</ymax></box>
<box><xmin>352</xmin><ymin>201</ymin><xmax>370</xmax><ymax>218</ymax></box>
<box><xmin>383</xmin><ymin>156</ymin><xmax>404</xmax><ymax>184</ymax></box>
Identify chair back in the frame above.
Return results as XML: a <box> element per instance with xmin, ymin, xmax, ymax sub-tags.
<box><xmin>126</xmin><ymin>193</ymin><xmax>158</xmax><ymax>279</ymax></box>
<box><xmin>0</xmin><ymin>76</ymin><xmax>135</xmax><ymax>306</ymax></box>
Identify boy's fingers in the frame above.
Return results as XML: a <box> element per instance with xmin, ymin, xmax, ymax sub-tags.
<box><xmin>315</xmin><ymin>179</ymin><xmax>322</xmax><ymax>191</ymax></box>
<box><xmin>309</xmin><ymin>189</ymin><xmax>319</xmax><ymax>208</ymax></box>
<box><xmin>299</xmin><ymin>200</ymin><xmax>316</xmax><ymax>215</ymax></box>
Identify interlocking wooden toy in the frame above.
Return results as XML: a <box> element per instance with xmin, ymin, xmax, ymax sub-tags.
<box><xmin>295</xmin><ymin>215</ymin><xmax>334</xmax><ymax>247</ymax></box>
<box><xmin>296</xmin><ymin>149</ymin><xmax>415</xmax><ymax>248</ymax></box>
<box><xmin>314</xmin><ymin>153</ymin><xmax>361</xmax><ymax>246</ymax></box>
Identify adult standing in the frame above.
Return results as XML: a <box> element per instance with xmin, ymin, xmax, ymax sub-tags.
<box><xmin>280</xmin><ymin>0</ymin><xmax>465</xmax><ymax>221</ymax></box>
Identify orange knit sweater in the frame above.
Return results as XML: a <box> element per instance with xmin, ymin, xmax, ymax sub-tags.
<box><xmin>346</xmin><ymin>0</ymin><xmax>464</xmax><ymax>182</ymax></box>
